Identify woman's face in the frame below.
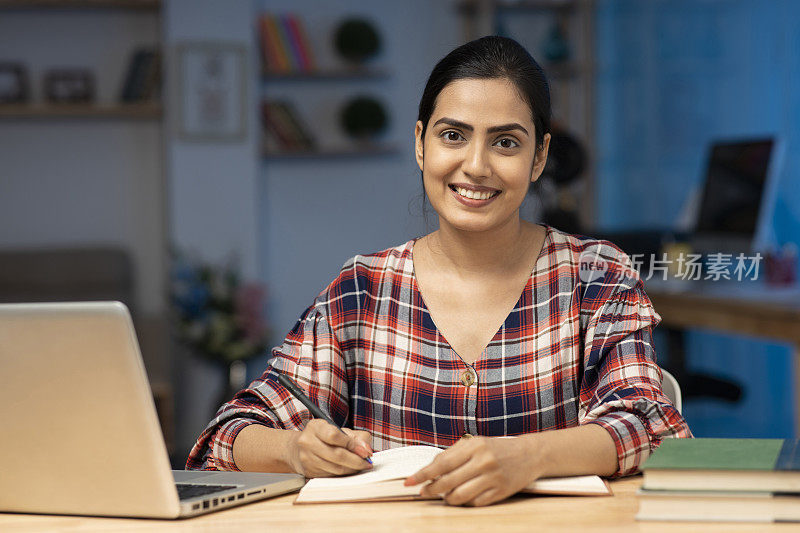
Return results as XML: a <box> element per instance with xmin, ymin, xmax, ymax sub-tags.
<box><xmin>414</xmin><ymin>77</ymin><xmax>550</xmax><ymax>235</ymax></box>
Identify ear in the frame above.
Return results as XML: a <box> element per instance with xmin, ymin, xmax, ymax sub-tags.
<box><xmin>414</xmin><ymin>120</ymin><xmax>424</xmax><ymax>172</ymax></box>
<box><xmin>530</xmin><ymin>132</ymin><xmax>552</xmax><ymax>184</ymax></box>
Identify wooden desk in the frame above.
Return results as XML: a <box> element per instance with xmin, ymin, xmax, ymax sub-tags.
<box><xmin>647</xmin><ymin>283</ymin><xmax>800</xmax><ymax>434</ymax></box>
<box><xmin>0</xmin><ymin>477</ymin><xmax>796</xmax><ymax>532</ymax></box>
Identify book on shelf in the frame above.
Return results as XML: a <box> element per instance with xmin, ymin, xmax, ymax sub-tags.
<box><xmin>261</xmin><ymin>101</ymin><xmax>294</xmax><ymax>149</ymax></box>
<box><xmin>140</xmin><ymin>50</ymin><xmax>161</xmax><ymax>101</ymax></box>
<box><xmin>282</xmin><ymin>13</ymin><xmax>314</xmax><ymax>71</ymax></box>
<box><xmin>257</xmin><ymin>16</ymin><xmax>278</xmax><ymax>71</ymax></box>
<box><xmin>637</xmin><ymin>438</ymin><xmax>800</xmax><ymax>523</ymax></box>
<box><xmin>275</xmin><ymin>14</ymin><xmax>301</xmax><ymax>71</ymax></box>
<box><xmin>295</xmin><ymin>445</ymin><xmax>611</xmax><ymax>504</ymax></box>
<box><xmin>261</xmin><ymin>100</ymin><xmax>316</xmax><ymax>151</ymax></box>
<box><xmin>261</xmin><ymin>14</ymin><xmax>289</xmax><ymax>72</ymax></box>
<box><xmin>119</xmin><ymin>48</ymin><xmax>161</xmax><ymax>103</ymax></box>
<box><xmin>259</xmin><ymin>13</ymin><xmax>315</xmax><ymax>73</ymax></box>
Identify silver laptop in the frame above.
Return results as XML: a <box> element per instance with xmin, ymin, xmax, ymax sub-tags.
<box><xmin>0</xmin><ymin>301</ymin><xmax>304</xmax><ymax>518</ymax></box>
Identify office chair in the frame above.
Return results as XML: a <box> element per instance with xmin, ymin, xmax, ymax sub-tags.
<box><xmin>660</xmin><ymin>368</ymin><xmax>683</xmax><ymax>414</ymax></box>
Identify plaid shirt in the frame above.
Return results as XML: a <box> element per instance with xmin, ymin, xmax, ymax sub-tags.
<box><xmin>187</xmin><ymin>225</ymin><xmax>692</xmax><ymax>476</ymax></box>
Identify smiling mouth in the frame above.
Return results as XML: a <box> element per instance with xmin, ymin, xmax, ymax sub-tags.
<box><xmin>449</xmin><ymin>185</ymin><xmax>501</xmax><ymax>201</ymax></box>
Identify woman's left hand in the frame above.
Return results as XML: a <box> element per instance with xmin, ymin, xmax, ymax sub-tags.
<box><xmin>403</xmin><ymin>436</ymin><xmax>542</xmax><ymax>507</ymax></box>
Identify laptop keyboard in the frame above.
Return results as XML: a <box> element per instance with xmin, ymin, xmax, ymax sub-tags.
<box><xmin>176</xmin><ymin>483</ymin><xmax>237</xmax><ymax>500</ymax></box>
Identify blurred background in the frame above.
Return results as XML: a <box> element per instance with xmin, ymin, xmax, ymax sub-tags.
<box><xmin>1</xmin><ymin>0</ymin><xmax>799</xmax><ymax>467</ymax></box>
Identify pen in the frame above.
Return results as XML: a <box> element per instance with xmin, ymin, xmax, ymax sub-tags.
<box><xmin>276</xmin><ymin>373</ymin><xmax>372</xmax><ymax>464</ymax></box>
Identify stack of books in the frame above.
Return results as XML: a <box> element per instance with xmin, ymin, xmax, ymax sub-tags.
<box><xmin>258</xmin><ymin>13</ymin><xmax>316</xmax><ymax>74</ymax></box>
<box><xmin>637</xmin><ymin>438</ymin><xmax>800</xmax><ymax>523</ymax></box>
<box><xmin>261</xmin><ymin>100</ymin><xmax>316</xmax><ymax>152</ymax></box>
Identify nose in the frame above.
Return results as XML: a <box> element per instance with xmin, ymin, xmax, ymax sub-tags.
<box><xmin>462</xmin><ymin>140</ymin><xmax>491</xmax><ymax>179</ymax></box>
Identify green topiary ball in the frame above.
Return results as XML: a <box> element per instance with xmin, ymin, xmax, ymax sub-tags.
<box><xmin>334</xmin><ymin>18</ymin><xmax>381</xmax><ymax>63</ymax></box>
<box><xmin>340</xmin><ymin>96</ymin><xmax>387</xmax><ymax>139</ymax></box>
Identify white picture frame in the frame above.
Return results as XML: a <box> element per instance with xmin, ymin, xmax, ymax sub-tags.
<box><xmin>176</xmin><ymin>42</ymin><xmax>247</xmax><ymax>142</ymax></box>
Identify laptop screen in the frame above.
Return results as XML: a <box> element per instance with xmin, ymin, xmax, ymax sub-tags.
<box><xmin>691</xmin><ymin>137</ymin><xmax>782</xmax><ymax>255</ymax></box>
<box><xmin>694</xmin><ymin>138</ymin><xmax>774</xmax><ymax>238</ymax></box>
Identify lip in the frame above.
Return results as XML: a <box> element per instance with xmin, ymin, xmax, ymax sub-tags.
<box><xmin>449</xmin><ymin>185</ymin><xmax>501</xmax><ymax>207</ymax></box>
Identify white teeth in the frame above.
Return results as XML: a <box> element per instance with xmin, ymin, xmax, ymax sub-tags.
<box><xmin>455</xmin><ymin>186</ymin><xmax>496</xmax><ymax>200</ymax></box>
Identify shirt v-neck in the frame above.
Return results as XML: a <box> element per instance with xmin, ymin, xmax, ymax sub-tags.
<box><xmin>407</xmin><ymin>224</ymin><xmax>553</xmax><ymax>368</ymax></box>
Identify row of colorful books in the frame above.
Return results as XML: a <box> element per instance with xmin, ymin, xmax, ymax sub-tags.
<box><xmin>258</xmin><ymin>13</ymin><xmax>316</xmax><ymax>73</ymax></box>
<box><xmin>638</xmin><ymin>438</ymin><xmax>800</xmax><ymax>523</ymax></box>
<box><xmin>261</xmin><ymin>100</ymin><xmax>316</xmax><ymax>152</ymax></box>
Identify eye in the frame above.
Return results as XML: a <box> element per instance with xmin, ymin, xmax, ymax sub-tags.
<box><xmin>495</xmin><ymin>137</ymin><xmax>519</xmax><ymax>149</ymax></box>
<box><xmin>441</xmin><ymin>130</ymin><xmax>464</xmax><ymax>143</ymax></box>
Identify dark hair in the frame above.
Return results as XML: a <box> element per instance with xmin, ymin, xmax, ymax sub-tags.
<box><xmin>418</xmin><ymin>36</ymin><xmax>551</xmax><ymax>148</ymax></box>
<box><xmin>414</xmin><ymin>36</ymin><xmax>551</xmax><ymax>226</ymax></box>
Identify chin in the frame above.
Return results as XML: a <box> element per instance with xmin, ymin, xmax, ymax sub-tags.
<box><xmin>440</xmin><ymin>215</ymin><xmax>504</xmax><ymax>234</ymax></box>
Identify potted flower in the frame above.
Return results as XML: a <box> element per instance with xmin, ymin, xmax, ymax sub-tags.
<box><xmin>170</xmin><ymin>253</ymin><xmax>270</xmax><ymax>409</ymax></box>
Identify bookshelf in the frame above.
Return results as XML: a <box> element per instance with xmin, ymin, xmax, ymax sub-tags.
<box><xmin>262</xmin><ymin>67</ymin><xmax>390</xmax><ymax>81</ymax></box>
<box><xmin>0</xmin><ymin>0</ymin><xmax>163</xmax><ymax>118</ymax></box>
<box><xmin>258</xmin><ymin>12</ymin><xmax>395</xmax><ymax>160</ymax></box>
<box><xmin>457</xmin><ymin>0</ymin><xmax>593</xmax><ymax>129</ymax></box>
<box><xmin>0</xmin><ymin>102</ymin><xmax>162</xmax><ymax>119</ymax></box>
<box><xmin>0</xmin><ymin>0</ymin><xmax>160</xmax><ymax>10</ymax></box>
<box><xmin>457</xmin><ymin>0</ymin><xmax>597</xmax><ymax>229</ymax></box>
<box><xmin>263</xmin><ymin>142</ymin><xmax>399</xmax><ymax>159</ymax></box>
<box><xmin>461</xmin><ymin>0</ymin><xmax>578</xmax><ymax>13</ymax></box>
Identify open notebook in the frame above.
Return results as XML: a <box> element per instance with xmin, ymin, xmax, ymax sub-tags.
<box><xmin>295</xmin><ymin>445</ymin><xmax>611</xmax><ymax>504</ymax></box>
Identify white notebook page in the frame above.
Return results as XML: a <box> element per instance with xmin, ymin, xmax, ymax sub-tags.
<box><xmin>303</xmin><ymin>445</ymin><xmax>442</xmax><ymax>488</ymax></box>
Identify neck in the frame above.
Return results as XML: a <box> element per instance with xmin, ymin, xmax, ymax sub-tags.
<box><xmin>426</xmin><ymin>214</ymin><xmax>534</xmax><ymax>278</ymax></box>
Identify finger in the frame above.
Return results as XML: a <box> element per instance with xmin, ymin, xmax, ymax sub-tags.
<box><xmin>312</xmin><ymin>422</ymin><xmax>374</xmax><ymax>461</ymax></box>
<box><xmin>341</xmin><ymin>428</ymin><xmax>373</xmax><ymax>458</ymax></box>
<box><xmin>443</xmin><ymin>475</ymin><xmax>492</xmax><ymax>507</ymax></box>
<box><xmin>305</xmin><ymin>453</ymin><xmax>366</xmax><ymax>477</ymax></box>
<box><xmin>352</xmin><ymin>430</ymin><xmax>374</xmax><ymax>454</ymax></box>
<box><xmin>467</xmin><ymin>488</ymin><xmax>504</xmax><ymax>507</ymax></box>
<box><xmin>405</xmin><ymin>446</ymin><xmax>471</xmax><ymax>486</ymax></box>
<box><xmin>420</xmin><ymin>458</ymin><xmax>481</xmax><ymax>498</ymax></box>
<box><xmin>315</xmin><ymin>437</ymin><xmax>373</xmax><ymax>472</ymax></box>
<box><xmin>311</xmin><ymin>420</ymin><xmax>352</xmax><ymax>448</ymax></box>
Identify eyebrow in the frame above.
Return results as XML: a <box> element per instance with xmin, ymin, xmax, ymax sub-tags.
<box><xmin>432</xmin><ymin>117</ymin><xmax>529</xmax><ymax>136</ymax></box>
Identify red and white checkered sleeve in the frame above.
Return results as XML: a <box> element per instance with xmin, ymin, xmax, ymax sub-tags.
<box><xmin>579</xmin><ymin>281</ymin><xmax>692</xmax><ymax>477</ymax></box>
<box><xmin>185</xmin><ymin>301</ymin><xmax>349</xmax><ymax>471</ymax></box>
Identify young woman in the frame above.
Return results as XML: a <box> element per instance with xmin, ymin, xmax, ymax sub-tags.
<box><xmin>187</xmin><ymin>36</ymin><xmax>691</xmax><ymax>507</ymax></box>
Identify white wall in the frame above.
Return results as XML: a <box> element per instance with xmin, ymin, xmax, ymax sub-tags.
<box><xmin>164</xmin><ymin>1</ymin><xmax>259</xmax><ymax>277</ymax></box>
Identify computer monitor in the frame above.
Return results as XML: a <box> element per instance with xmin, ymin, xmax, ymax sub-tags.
<box><xmin>692</xmin><ymin>137</ymin><xmax>783</xmax><ymax>254</ymax></box>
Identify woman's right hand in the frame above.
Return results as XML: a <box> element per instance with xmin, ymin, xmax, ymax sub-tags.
<box><xmin>286</xmin><ymin>419</ymin><xmax>373</xmax><ymax>477</ymax></box>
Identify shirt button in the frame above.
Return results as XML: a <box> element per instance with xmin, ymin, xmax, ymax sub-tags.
<box><xmin>460</xmin><ymin>369</ymin><xmax>476</xmax><ymax>387</ymax></box>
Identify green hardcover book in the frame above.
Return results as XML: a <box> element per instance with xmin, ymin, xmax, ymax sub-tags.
<box><xmin>641</xmin><ymin>438</ymin><xmax>800</xmax><ymax>492</ymax></box>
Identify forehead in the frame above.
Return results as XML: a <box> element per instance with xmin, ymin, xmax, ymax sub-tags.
<box><xmin>432</xmin><ymin>78</ymin><xmax>533</xmax><ymax>125</ymax></box>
